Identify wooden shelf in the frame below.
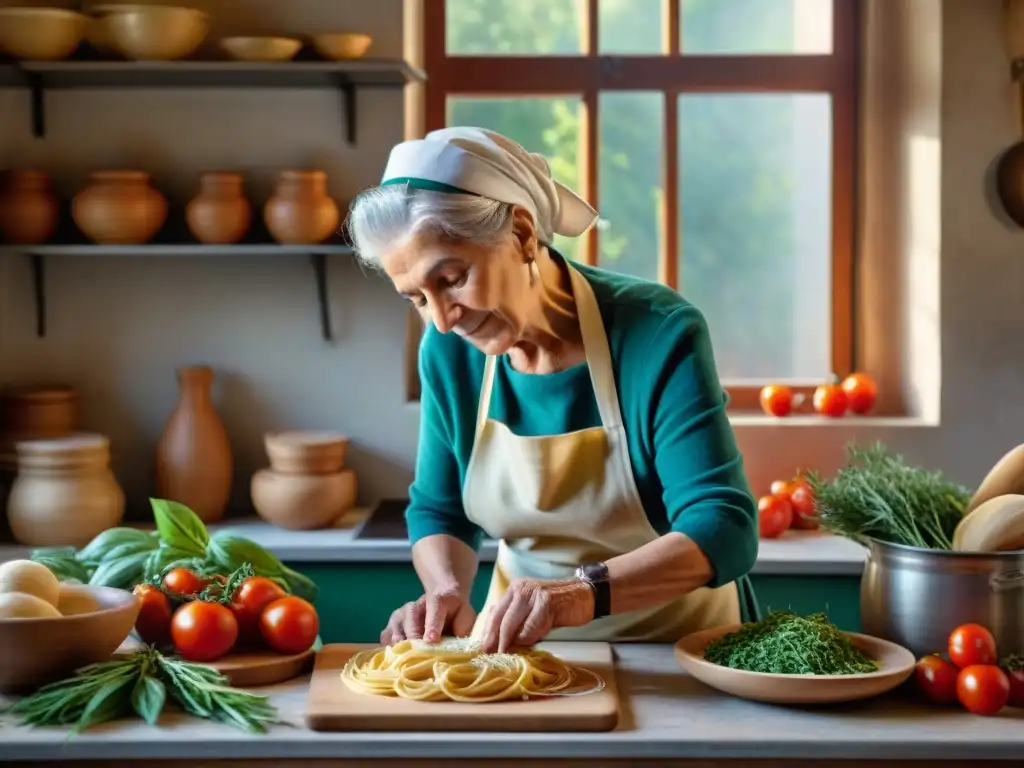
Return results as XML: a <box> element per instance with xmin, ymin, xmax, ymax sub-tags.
<box><xmin>0</xmin><ymin>59</ymin><xmax>426</xmax><ymax>143</ymax></box>
<box><xmin>0</xmin><ymin>242</ymin><xmax>356</xmax><ymax>343</ymax></box>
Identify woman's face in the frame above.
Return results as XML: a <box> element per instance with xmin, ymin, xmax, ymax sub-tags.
<box><xmin>380</xmin><ymin>209</ymin><xmax>539</xmax><ymax>356</ymax></box>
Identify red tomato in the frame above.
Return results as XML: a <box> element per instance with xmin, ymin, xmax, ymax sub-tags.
<box><xmin>956</xmin><ymin>665</ymin><xmax>1010</xmax><ymax>716</ymax></box>
<box><xmin>163</xmin><ymin>568</ymin><xmax>208</xmax><ymax>596</ymax></box>
<box><xmin>914</xmin><ymin>654</ymin><xmax>960</xmax><ymax>704</ymax></box>
<box><xmin>170</xmin><ymin>600</ymin><xmax>238</xmax><ymax>662</ymax></box>
<box><xmin>812</xmin><ymin>383</ymin><xmax>848</xmax><ymax>418</ymax></box>
<box><xmin>948</xmin><ymin>623</ymin><xmax>998</xmax><ymax>668</ymax></box>
<box><xmin>840</xmin><ymin>372</ymin><xmax>878</xmax><ymax>414</ymax></box>
<box><xmin>759</xmin><ymin>385</ymin><xmax>795</xmax><ymax>417</ymax></box>
<box><xmin>1003</xmin><ymin>666</ymin><xmax>1024</xmax><ymax>708</ymax></box>
<box><xmin>132</xmin><ymin>584</ymin><xmax>172</xmax><ymax>646</ymax></box>
<box><xmin>259</xmin><ymin>596</ymin><xmax>319</xmax><ymax>655</ymax></box>
<box><xmin>770</xmin><ymin>479</ymin><xmax>793</xmax><ymax>499</ymax></box>
<box><xmin>788</xmin><ymin>479</ymin><xmax>819</xmax><ymax>530</ymax></box>
<box><xmin>231</xmin><ymin>577</ymin><xmax>287</xmax><ymax>645</ymax></box>
<box><xmin>757</xmin><ymin>494</ymin><xmax>793</xmax><ymax>539</ymax></box>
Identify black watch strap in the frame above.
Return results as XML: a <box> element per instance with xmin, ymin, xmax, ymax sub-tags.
<box><xmin>575</xmin><ymin>562</ymin><xmax>611</xmax><ymax>619</ymax></box>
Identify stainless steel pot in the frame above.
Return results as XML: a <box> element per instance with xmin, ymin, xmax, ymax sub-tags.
<box><xmin>860</xmin><ymin>537</ymin><xmax>1024</xmax><ymax>658</ymax></box>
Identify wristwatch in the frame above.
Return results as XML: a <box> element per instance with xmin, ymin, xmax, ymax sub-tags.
<box><xmin>574</xmin><ymin>562</ymin><xmax>611</xmax><ymax>619</ymax></box>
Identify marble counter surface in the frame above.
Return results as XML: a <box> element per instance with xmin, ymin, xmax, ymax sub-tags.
<box><xmin>1</xmin><ymin>644</ymin><xmax>1020</xmax><ymax>762</ymax></box>
<box><xmin>0</xmin><ymin>512</ymin><xmax>867</xmax><ymax>576</ymax></box>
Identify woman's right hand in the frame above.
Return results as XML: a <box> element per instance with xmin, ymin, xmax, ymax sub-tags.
<box><xmin>380</xmin><ymin>590</ymin><xmax>478</xmax><ymax>645</ymax></box>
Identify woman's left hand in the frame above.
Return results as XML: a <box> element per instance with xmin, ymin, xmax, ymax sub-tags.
<box><xmin>479</xmin><ymin>578</ymin><xmax>595</xmax><ymax>652</ymax></box>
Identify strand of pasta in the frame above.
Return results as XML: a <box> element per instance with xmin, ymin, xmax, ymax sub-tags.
<box><xmin>340</xmin><ymin>638</ymin><xmax>605</xmax><ymax>702</ymax></box>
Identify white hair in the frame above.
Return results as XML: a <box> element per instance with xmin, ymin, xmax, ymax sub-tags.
<box><xmin>345</xmin><ymin>184</ymin><xmax>515</xmax><ymax>268</ymax></box>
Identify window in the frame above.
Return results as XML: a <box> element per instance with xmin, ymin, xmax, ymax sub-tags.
<box><xmin>407</xmin><ymin>0</ymin><xmax>859</xmax><ymax>410</ymax></box>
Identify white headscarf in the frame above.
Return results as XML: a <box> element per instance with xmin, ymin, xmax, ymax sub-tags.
<box><xmin>379</xmin><ymin>126</ymin><xmax>598</xmax><ymax>243</ymax></box>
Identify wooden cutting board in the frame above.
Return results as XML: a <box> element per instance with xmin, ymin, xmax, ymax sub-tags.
<box><xmin>304</xmin><ymin>641</ymin><xmax>619</xmax><ymax>732</ymax></box>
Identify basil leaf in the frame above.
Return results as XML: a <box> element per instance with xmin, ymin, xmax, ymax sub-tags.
<box><xmin>76</xmin><ymin>527</ymin><xmax>152</xmax><ymax>566</ymax></box>
<box><xmin>280</xmin><ymin>566</ymin><xmax>319</xmax><ymax>603</ymax></box>
<box><xmin>30</xmin><ymin>550</ymin><xmax>92</xmax><ymax>583</ymax></box>
<box><xmin>208</xmin><ymin>533</ymin><xmax>283</xmax><ymax>576</ymax></box>
<box><xmin>88</xmin><ymin>551</ymin><xmax>150</xmax><ymax>589</ymax></box>
<box><xmin>143</xmin><ymin>544</ymin><xmax>203</xmax><ymax>581</ymax></box>
<box><xmin>100</xmin><ymin>538</ymin><xmax>160</xmax><ymax>565</ymax></box>
<box><xmin>131</xmin><ymin>675</ymin><xmax>166</xmax><ymax>726</ymax></box>
<box><xmin>150</xmin><ymin>498</ymin><xmax>209</xmax><ymax>555</ymax></box>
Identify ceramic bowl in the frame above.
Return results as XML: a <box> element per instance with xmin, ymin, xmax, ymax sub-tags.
<box><xmin>0</xmin><ymin>8</ymin><xmax>87</xmax><ymax>61</ymax></box>
<box><xmin>311</xmin><ymin>32</ymin><xmax>372</xmax><ymax>60</ymax></box>
<box><xmin>251</xmin><ymin>467</ymin><xmax>357</xmax><ymax>530</ymax></box>
<box><xmin>264</xmin><ymin>430</ymin><xmax>349</xmax><ymax>475</ymax></box>
<box><xmin>84</xmin><ymin>3</ymin><xmax>151</xmax><ymax>52</ymax></box>
<box><xmin>0</xmin><ymin>583</ymin><xmax>140</xmax><ymax>694</ymax></box>
<box><xmin>220</xmin><ymin>36</ymin><xmax>303</xmax><ymax>62</ymax></box>
<box><xmin>674</xmin><ymin>623</ymin><xmax>917</xmax><ymax>705</ymax></box>
<box><xmin>105</xmin><ymin>6</ymin><xmax>208</xmax><ymax>61</ymax></box>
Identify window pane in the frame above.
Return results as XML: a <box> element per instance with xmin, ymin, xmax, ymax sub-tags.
<box><xmin>678</xmin><ymin>93</ymin><xmax>832</xmax><ymax>381</ymax></box>
<box><xmin>446</xmin><ymin>0</ymin><xmax>585</xmax><ymax>55</ymax></box>
<box><xmin>447</xmin><ymin>96</ymin><xmax>583</xmax><ymax>259</ymax></box>
<box><xmin>599</xmin><ymin>0</ymin><xmax>663</xmax><ymax>54</ymax></box>
<box><xmin>598</xmin><ymin>92</ymin><xmax>662</xmax><ymax>282</ymax></box>
<box><xmin>681</xmin><ymin>0</ymin><xmax>832</xmax><ymax>55</ymax></box>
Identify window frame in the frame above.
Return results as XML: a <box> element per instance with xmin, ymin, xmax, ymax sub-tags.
<box><xmin>404</xmin><ymin>0</ymin><xmax>861</xmax><ymax>410</ymax></box>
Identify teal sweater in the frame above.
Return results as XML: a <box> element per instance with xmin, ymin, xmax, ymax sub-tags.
<box><xmin>408</xmin><ymin>261</ymin><xmax>759</xmax><ymax>593</ymax></box>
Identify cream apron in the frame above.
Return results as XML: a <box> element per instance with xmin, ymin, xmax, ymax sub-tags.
<box><xmin>462</xmin><ymin>264</ymin><xmax>740</xmax><ymax>643</ymax></box>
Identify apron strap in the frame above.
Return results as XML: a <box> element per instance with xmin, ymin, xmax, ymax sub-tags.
<box><xmin>567</xmin><ymin>265</ymin><xmax>625</xmax><ymax>429</ymax></box>
<box><xmin>475</xmin><ymin>354</ymin><xmax>498</xmax><ymax>442</ymax></box>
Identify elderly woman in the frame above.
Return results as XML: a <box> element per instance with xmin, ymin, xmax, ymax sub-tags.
<box><xmin>348</xmin><ymin>127</ymin><xmax>760</xmax><ymax>653</ymax></box>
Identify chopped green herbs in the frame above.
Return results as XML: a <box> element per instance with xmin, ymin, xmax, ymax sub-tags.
<box><xmin>703</xmin><ymin>611</ymin><xmax>878</xmax><ymax>675</ymax></box>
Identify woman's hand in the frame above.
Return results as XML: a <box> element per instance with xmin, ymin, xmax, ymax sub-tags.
<box><xmin>479</xmin><ymin>578</ymin><xmax>595</xmax><ymax>652</ymax></box>
<box><xmin>381</xmin><ymin>590</ymin><xmax>477</xmax><ymax>645</ymax></box>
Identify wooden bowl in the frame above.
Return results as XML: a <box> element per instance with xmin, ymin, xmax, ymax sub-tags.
<box><xmin>0</xmin><ymin>8</ymin><xmax>87</xmax><ymax>61</ymax></box>
<box><xmin>673</xmin><ymin>623</ymin><xmax>916</xmax><ymax>705</ymax></box>
<box><xmin>220</xmin><ymin>36</ymin><xmax>302</xmax><ymax>62</ymax></box>
<box><xmin>311</xmin><ymin>32</ymin><xmax>372</xmax><ymax>60</ymax></box>
<box><xmin>84</xmin><ymin>3</ymin><xmax>151</xmax><ymax>53</ymax></box>
<box><xmin>0</xmin><ymin>584</ymin><xmax>140</xmax><ymax>694</ymax></box>
<box><xmin>251</xmin><ymin>467</ymin><xmax>357</xmax><ymax>530</ymax></box>
<box><xmin>264</xmin><ymin>430</ymin><xmax>349</xmax><ymax>475</ymax></box>
<box><xmin>105</xmin><ymin>6</ymin><xmax>208</xmax><ymax>61</ymax></box>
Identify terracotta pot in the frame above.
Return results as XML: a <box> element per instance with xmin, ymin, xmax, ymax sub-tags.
<box><xmin>186</xmin><ymin>171</ymin><xmax>252</xmax><ymax>245</ymax></box>
<box><xmin>7</xmin><ymin>434</ymin><xmax>125</xmax><ymax>548</ymax></box>
<box><xmin>263</xmin><ymin>170</ymin><xmax>340</xmax><ymax>245</ymax></box>
<box><xmin>155</xmin><ymin>365</ymin><xmax>233</xmax><ymax>524</ymax></box>
<box><xmin>0</xmin><ymin>384</ymin><xmax>78</xmax><ymax>435</ymax></box>
<box><xmin>264</xmin><ymin>430</ymin><xmax>349</xmax><ymax>475</ymax></box>
<box><xmin>0</xmin><ymin>171</ymin><xmax>60</xmax><ymax>245</ymax></box>
<box><xmin>72</xmin><ymin>170</ymin><xmax>167</xmax><ymax>244</ymax></box>
<box><xmin>251</xmin><ymin>467</ymin><xmax>357</xmax><ymax>530</ymax></box>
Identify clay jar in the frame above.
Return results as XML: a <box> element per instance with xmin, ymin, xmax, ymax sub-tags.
<box><xmin>155</xmin><ymin>365</ymin><xmax>233</xmax><ymax>524</ymax></box>
<box><xmin>7</xmin><ymin>434</ymin><xmax>125</xmax><ymax>548</ymax></box>
<box><xmin>263</xmin><ymin>170</ymin><xmax>340</xmax><ymax>244</ymax></box>
<box><xmin>72</xmin><ymin>170</ymin><xmax>168</xmax><ymax>244</ymax></box>
<box><xmin>186</xmin><ymin>171</ymin><xmax>252</xmax><ymax>244</ymax></box>
<box><xmin>0</xmin><ymin>171</ymin><xmax>60</xmax><ymax>245</ymax></box>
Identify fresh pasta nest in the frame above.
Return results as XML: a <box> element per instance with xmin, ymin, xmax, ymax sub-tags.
<box><xmin>340</xmin><ymin>637</ymin><xmax>605</xmax><ymax>703</ymax></box>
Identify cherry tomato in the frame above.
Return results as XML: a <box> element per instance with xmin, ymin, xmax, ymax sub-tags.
<box><xmin>757</xmin><ymin>494</ymin><xmax>793</xmax><ymax>539</ymax></box>
<box><xmin>948</xmin><ymin>623</ymin><xmax>998</xmax><ymax>668</ymax></box>
<box><xmin>231</xmin><ymin>577</ymin><xmax>287</xmax><ymax>645</ymax></box>
<box><xmin>259</xmin><ymin>596</ymin><xmax>319</xmax><ymax>655</ymax></box>
<box><xmin>163</xmin><ymin>568</ymin><xmax>208</xmax><ymax>596</ymax></box>
<box><xmin>170</xmin><ymin>600</ymin><xmax>238</xmax><ymax>662</ymax></box>
<box><xmin>759</xmin><ymin>385</ymin><xmax>795</xmax><ymax>417</ymax></box>
<box><xmin>812</xmin><ymin>383</ymin><xmax>848</xmax><ymax>418</ymax></box>
<box><xmin>770</xmin><ymin>479</ymin><xmax>792</xmax><ymax>499</ymax></box>
<box><xmin>788</xmin><ymin>479</ymin><xmax>819</xmax><ymax>530</ymax></box>
<box><xmin>956</xmin><ymin>664</ymin><xmax>1010</xmax><ymax>716</ymax></box>
<box><xmin>840</xmin><ymin>372</ymin><xmax>878</xmax><ymax>414</ymax></box>
<box><xmin>1002</xmin><ymin>666</ymin><xmax>1024</xmax><ymax>708</ymax></box>
<box><xmin>914</xmin><ymin>654</ymin><xmax>959</xmax><ymax>704</ymax></box>
<box><xmin>132</xmin><ymin>583</ymin><xmax>172</xmax><ymax>646</ymax></box>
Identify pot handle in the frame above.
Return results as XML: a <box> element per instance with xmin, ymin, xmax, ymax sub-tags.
<box><xmin>990</xmin><ymin>569</ymin><xmax>1024</xmax><ymax>592</ymax></box>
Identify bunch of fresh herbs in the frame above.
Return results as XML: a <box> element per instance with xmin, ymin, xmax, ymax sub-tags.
<box><xmin>703</xmin><ymin>610</ymin><xmax>877</xmax><ymax>675</ymax></box>
<box><xmin>2</xmin><ymin>647</ymin><xmax>279</xmax><ymax>733</ymax></box>
<box><xmin>28</xmin><ymin>498</ymin><xmax>317</xmax><ymax>600</ymax></box>
<box><xmin>805</xmin><ymin>441</ymin><xmax>970</xmax><ymax>550</ymax></box>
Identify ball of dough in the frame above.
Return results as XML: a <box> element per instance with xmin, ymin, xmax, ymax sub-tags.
<box><xmin>0</xmin><ymin>559</ymin><xmax>61</xmax><ymax>607</ymax></box>
<box><xmin>0</xmin><ymin>592</ymin><xmax>62</xmax><ymax>619</ymax></box>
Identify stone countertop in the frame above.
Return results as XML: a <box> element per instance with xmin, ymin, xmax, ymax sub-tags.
<box><xmin>0</xmin><ymin>511</ymin><xmax>867</xmax><ymax>576</ymax></box>
<box><xmin>2</xmin><ymin>644</ymin><xmax>1022</xmax><ymax>762</ymax></box>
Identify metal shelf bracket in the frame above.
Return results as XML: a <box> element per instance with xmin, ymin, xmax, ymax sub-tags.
<box><xmin>14</xmin><ymin>67</ymin><xmax>46</xmax><ymax>137</ymax></box>
<box><xmin>335</xmin><ymin>78</ymin><xmax>357</xmax><ymax>146</ymax></box>
<box><xmin>310</xmin><ymin>252</ymin><xmax>333</xmax><ymax>342</ymax></box>
<box><xmin>29</xmin><ymin>253</ymin><xmax>45</xmax><ymax>337</ymax></box>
